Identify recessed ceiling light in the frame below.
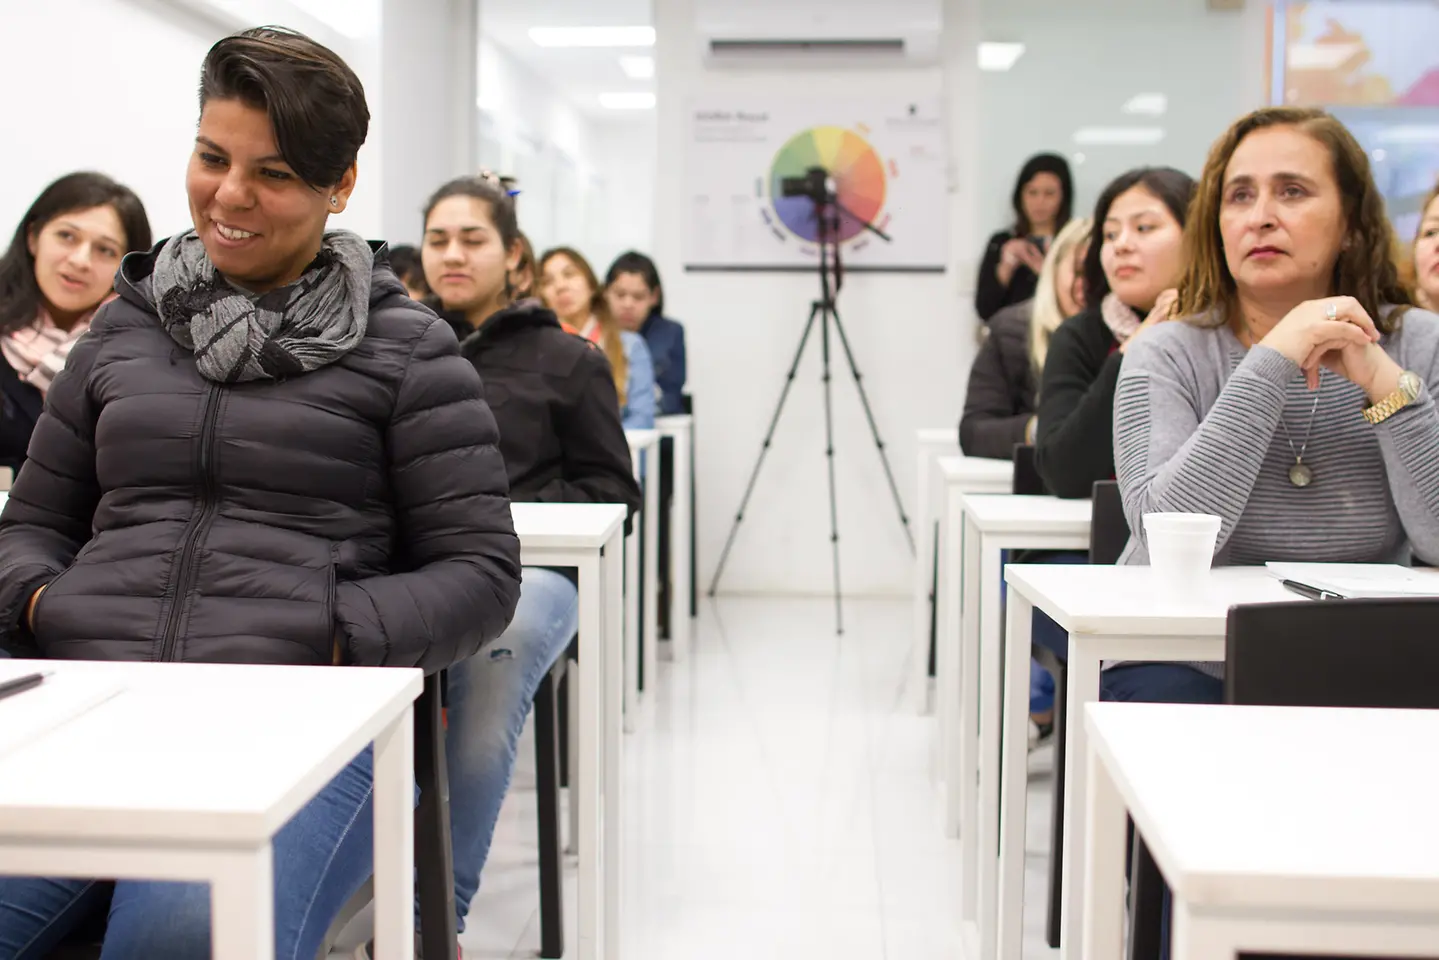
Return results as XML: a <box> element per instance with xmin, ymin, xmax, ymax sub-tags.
<box><xmin>977</xmin><ymin>42</ymin><xmax>1025</xmax><ymax>71</ymax></box>
<box><xmin>1122</xmin><ymin>93</ymin><xmax>1168</xmax><ymax>116</ymax></box>
<box><xmin>529</xmin><ymin>26</ymin><xmax>655</xmax><ymax>48</ymax></box>
<box><xmin>620</xmin><ymin>55</ymin><xmax>655</xmax><ymax>79</ymax></box>
<box><xmin>599</xmin><ymin>91</ymin><xmax>656</xmax><ymax>110</ymax></box>
<box><xmin>1072</xmin><ymin>126</ymin><xmax>1166</xmax><ymax>146</ymax></box>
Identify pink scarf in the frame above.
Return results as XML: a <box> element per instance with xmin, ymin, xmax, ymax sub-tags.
<box><xmin>2</xmin><ymin>298</ymin><xmax>109</xmax><ymax>395</ymax></box>
<box><xmin>1100</xmin><ymin>293</ymin><xmax>1143</xmax><ymax>344</ymax></box>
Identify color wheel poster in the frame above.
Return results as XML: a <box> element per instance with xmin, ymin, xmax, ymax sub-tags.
<box><xmin>684</xmin><ymin>99</ymin><xmax>947</xmax><ymax>271</ymax></box>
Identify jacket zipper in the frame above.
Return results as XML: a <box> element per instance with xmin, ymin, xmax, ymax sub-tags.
<box><xmin>157</xmin><ymin>384</ymin><xmax>222</xmax><ymax>662</ymax></box>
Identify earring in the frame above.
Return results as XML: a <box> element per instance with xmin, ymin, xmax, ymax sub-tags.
<box><xmin>330</xmin><ymin>196</ymin><xmax>339</xmax><ymax>207</ymax></box>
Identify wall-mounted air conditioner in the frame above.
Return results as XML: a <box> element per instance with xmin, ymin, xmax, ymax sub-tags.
<box><xmin>700</xmin><ymin>26</ymin><xmax>941</xmax><ymax>67</ymax></box>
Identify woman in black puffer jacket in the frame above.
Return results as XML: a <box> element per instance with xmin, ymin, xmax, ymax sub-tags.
<box><xmin>0</xmin><ymin>27</ymin><xmax>520</xmax><ymax>960</ymax></box>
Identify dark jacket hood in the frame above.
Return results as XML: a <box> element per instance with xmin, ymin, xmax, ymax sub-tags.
<box><xmin>116</xmin><ymin>239</ymin><xmax>405</xmax><ymax>313</ymax></box>
<box><xmin>444</xmin><ymin>299</ymin><xmax>565</xmax><ymax>355</ymax></box>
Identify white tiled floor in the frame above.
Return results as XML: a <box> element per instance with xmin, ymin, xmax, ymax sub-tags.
<box><xmin>439</xmin><ymin>596</ymin><xmax>1059</xmax><ymax>959</ymax></box>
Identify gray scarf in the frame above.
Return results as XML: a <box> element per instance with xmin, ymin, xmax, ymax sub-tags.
<box><xmin>152</xmin><ymin>230</ymin><xmax>373</xmax><ymax>383</ymax></box>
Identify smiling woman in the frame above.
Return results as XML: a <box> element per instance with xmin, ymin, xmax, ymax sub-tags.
<box><xmin>0</xmin><ymin>172</ymin><xmax>151</xmax><ymax>472</ymax></box>
<box><xmin>0</xmin><ymin>26</ymin><xmax>522</xmax><ymax>960</ymax></box>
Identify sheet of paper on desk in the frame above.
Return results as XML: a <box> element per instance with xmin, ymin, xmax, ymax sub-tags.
<box><xmin>1265</xmin><ymin>562</ymin><xmax>1439</xmax><ymax>599</ymax></box>
<box><xmin>0</xmin><ymin>670</ymin><xmax>125</xmax><ymax>760</ymax></box>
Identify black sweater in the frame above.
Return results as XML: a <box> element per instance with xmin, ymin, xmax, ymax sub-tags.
<box><xmin>959</xmin><ymin>300</ymin><xmax>1036</xmax><ymax>460</ymax></box>
<box><xmin>1035</xmin><ymin>305</ymin><xmax>1131</xmax><ymax>499</ymax></box>
<box><xmin>451</xmin><ymin>302</ymin><xmax>641</xmax><ymax>522</ymax></box>
<box><xmin>975</xmin><ymin>230</ymin><xmax>1039</xmax><ymax>322</ymax></box>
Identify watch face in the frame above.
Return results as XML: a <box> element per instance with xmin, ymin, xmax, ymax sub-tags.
<box><xmin>1400</xmin><ymin>371</ymin><xmax>1422</xmax><ymax>401</ymax></box>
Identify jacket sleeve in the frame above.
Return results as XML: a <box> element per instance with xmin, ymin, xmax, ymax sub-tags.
<box><xmin>1035</xmin><ymin>318</ymin><xmax>1123</xmax><ymax>499</ymax></box>
<box><xmin>657</xmin><ymin>321</ymin><xmax>687</xmax><ymax>415</ymax></box>
<box><xmin>0</xmin><ymin>326</ymin><xmax>106</xmax><ymax>637</ymax></box>
<box><xmin>621</xmin><ymin>332</ymin><xmax>657</xmax><ymax>430</ymax></box>
<box><xmin>533</xmin><ymin>354</ymin><xmax>643</xmax><ymax>521</ymax></box>
<box><xmin>974</xmin><ymin>232</ymin><xmax>1009</xmax><ymax>322</ymax></box>
<box><xmin>334</xmin><ymin>318</ymin><xmax>522</xmax><ymax>673</ymax></box>
<box><xmin>960</xmin><ymin>316</ymin><xmax>1033</xmax><ymax>460</ymax></box>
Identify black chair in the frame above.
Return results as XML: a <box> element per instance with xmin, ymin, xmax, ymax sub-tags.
<box><xmin>1126</xmin><ymin>597</ymin><xmax>1439</xmax><ymax>960</ymax></box>
<box><xmin>682</xmin><ymin>393</ymin><xmax>697</xmax><ymax>619</ymax></box>
<box><xmin>1011</xmin><ymin>443</ymin><xmax>1045</xmax><ymax>497</ymax></box>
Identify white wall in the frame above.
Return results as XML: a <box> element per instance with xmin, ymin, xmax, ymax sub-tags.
<box><xmin>0</xmin><ymin>0</ymin><xmax>386</xmax><ymax>248</ymax></box>
<box><xmin>587</xmin><ymin>117</ymin><xmax>658</xmax><ymax>275</ymax></box>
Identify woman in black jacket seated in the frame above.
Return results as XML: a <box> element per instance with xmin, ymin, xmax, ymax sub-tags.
<box><xmin>0</xmin><ymin>173</ymin><xmax>151</xmax><ymax>476</ymax></box>
<box><xmin>0</xmin><ymin>29</ymin><xmax>521</xmax><ymax>960</ymax></box>
<box><xmin>419</xmin><ymin>174</ymin><xmax>641</xmax><ymax>940</ymax></box>
<box><xmin>975</xmin><ymin>153</ymin><xmax>1074</xmax><ymax>322</ymax></box>
<box><xmin>1035</xmin><ymin>167</ymin><xmax>1196</xmax><ymax>498</ymax></box>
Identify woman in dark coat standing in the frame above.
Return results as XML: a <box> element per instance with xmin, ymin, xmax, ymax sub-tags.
<box><xmin>0</xmin><ymin>27</ymin><xmax>520</xmax><ymax>960</ymax></box>
<box><xmin>975</xmin><ymin>152</ymin><xmax>1074</xmax><ymax>322</ymax></box>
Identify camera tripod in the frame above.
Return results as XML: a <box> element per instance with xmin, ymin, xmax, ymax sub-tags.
<box><xmin>707</xmin><ymin>173</ymin><xmax>914</xmax><ymax>634</ymax></box>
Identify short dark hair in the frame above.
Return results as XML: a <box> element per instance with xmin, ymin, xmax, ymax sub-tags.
<box><xmin>0</xmin><ymin>172</ymin><xmax>152</xmax><ymax>333</ymax></box>
<box><xmin>199</xmin><ymin>26</ymin><xmax>369</xmax><ymax>189</ymax></box>
<box><xmin>1083</xmin><ymin>166</ymin><xmax>1197</xmax><ymax>305</ymax></box>
<box><xmin>388</xmin><ymin>244</ymin><xmax>427</xmax><ymax>291</ymax></box>
<box><xmin>422</xmin><ymin>176</ymin><xmax>521</xmax><ymax>251</ymax></box>
<box><xmin>605</xmin><ymin>251</ymin><xmax>665</xmax><ymax>316</ymax></box>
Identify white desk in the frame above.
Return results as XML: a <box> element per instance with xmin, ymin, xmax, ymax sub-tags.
<box><xmin>656</xmin><ymin>415</ymin><xmax>694</xmax><ymax>661</ymax></box>
<box><xmin>1085</xmin><ymin>702</ymin><xmax>1439</xmax><ymax>958</ymax></box>
<box><xmin>951</xmin><ymin>494</ymin><xmax>1091</xmax><ymax>960</ymax></box>
<box><xmin>511</xmin><ymin>501</ymin><xmax>627</xmax><ymax>960</ymax></box>
<box><xmin>0</xmin><ymin>660</ymin><xmax>421</xmax><ymax>960</ymax></box>
<box><xmin>626</xmin><ymin>428</ymin><xmax>660</xmax><ymax>731</ymax></box>
<box><xmin>997</xmin><ymin>563</ymin><xmax>1439</xmax><ymax>960</ymax></box>
<box><xmin>910</xmin><ymin>430</ymin><xmax>963</xmax><ymax>712</ymax></box>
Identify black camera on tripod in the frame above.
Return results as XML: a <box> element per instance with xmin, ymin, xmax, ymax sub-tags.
<box><xmin>780</xmin><ymin>166</ymin><xmax>834</xmax><ymax>205</ymax></box>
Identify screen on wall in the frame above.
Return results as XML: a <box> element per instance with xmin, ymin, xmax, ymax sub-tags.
<box><xmin>683</xmin><ymin>98</ymin><xmax>948</xmax><ymax>272</ymax></box>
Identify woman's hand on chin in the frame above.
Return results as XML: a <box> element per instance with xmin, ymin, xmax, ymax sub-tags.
<box><xmin>1261</xmin><ymin>297</ymin><xmax>1380</xmax><ymax>390</ymax></box>
<box><xmin>1119</xmin><ymin>288</ymin><xmax>1179</xmax><ymax>354</ymax></box>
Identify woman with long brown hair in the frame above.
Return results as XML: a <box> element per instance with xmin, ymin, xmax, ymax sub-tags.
<box><xmin>1111</xmin><ymin>105</ymin><xmax>1439</xmax><ymax>705</ymax></box>
<box><xmin>538</xmin><ymin>247</ymin><xmax>655</xmax><ymax>428</ymax></box>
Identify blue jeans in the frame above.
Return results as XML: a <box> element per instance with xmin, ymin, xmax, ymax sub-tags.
<box><xmin>445</xmin><ymin>566</ymin><xmax>579</xmax><ymax>932</ymax></box>
<box><xmin>1099</xmin><ymin>663</ymin><xmax>1223</xmax><ymax>705</ymax></box>
<box><xmin>0</xmin><ymin>748</ymin><xmax>376</xmax><ymax>960</ymax></box>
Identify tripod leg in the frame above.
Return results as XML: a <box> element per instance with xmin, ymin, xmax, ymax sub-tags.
<box><xmin>820</xmin><ymin>307</ymin><xmax>844</xmax><ymax>635</ymax></box>
<box><xmin>827</xmin><ymin>307</ymin><xmax>916</xmax><ymax>554</ymax></box>
<box><xmin>707</xmin><ymin>300</ymin><xmax>823</xmax><ymax>596</ymax></box>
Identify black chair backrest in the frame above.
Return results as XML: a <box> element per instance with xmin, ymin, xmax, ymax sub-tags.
<box><xmin>1012</xmin><ymin>444</ymin><xmax>1045</xmax><ymax>496</ymax></box>
<box><xmin>1226</xmin><ymin>598</ymin><xmax>1439</xmax><ymax>708</ymax></box>
<box><xmin>1088</xmin><ymin>481</ymin><xmax>1129</xmax><ymax>565</ymax></box>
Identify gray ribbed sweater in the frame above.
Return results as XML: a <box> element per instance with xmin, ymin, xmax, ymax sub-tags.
<box><xmin>1113</xmin><ymin>308</ymin><xmax>1439</xmax><ymax>678</ymax></box>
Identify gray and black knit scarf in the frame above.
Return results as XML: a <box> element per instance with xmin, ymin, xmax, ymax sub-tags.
<box><xmin>151</xmin><ymin>230</ymin><xmax>373</xmax><ymax>383</ymax></box>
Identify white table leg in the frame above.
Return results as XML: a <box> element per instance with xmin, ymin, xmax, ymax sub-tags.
<box><xmin>1081</xmin><ymin>735</ymin><xmax>1125</xmax><ymax>960</ymax></box>
<box><xmin>956</xmin><ymin>510</ymin><xmax>982</xmax><ymax>908</ymax></box>
<box><xmin>912</xmin><ymin>445</ymin><xmax>935</xmax><ymax>714</ymax></box>
<box><xmin>602</xmin><ymin>532</ymin><xmax>626</xmax><ymax>960</ymax></box>
<box><xmin>373</xmin><ymin>707</ymin><xmax>416</xmax><ymax>960</ymax></box>
<box><xmin>209</xmin><ymin>846</ymin><xmax>274</xmax><ymax>960</ymax></box>
<box><xmin>993</xmin><ymin>593</ymin><xmax>1033</xmax><ymax>960</ymax></box>
<box><xmin>1172</xmin><ymin>902</ymin><xmax>1239</xmax><ymax>960</ymax></box>
<box><xmin>1059</xmin><ymin>634</ymin><xmax>1105</xmax><ymax>960</ymax></box>
<box><xmin>668</xmin><ymin>425</ymin><xmax>692</xmax><ymax>661</ymax></box>
<box><xmin>976</xmin><ymin>536</ymin><xmax>1005</xmax><ymax>960</ymax></box>
<box><xmin>624</xmin><ymin>522</ymin><xmax>639</xmax><ymax>735</ymax></box>
<box><xmin>941</xmin><ymin>488</ymin><xmax>967</xmax><ymax>837</ymax></box>
<box><xmin>643</xmin><ymin>448</ymin><xmax>660</xmax><ymax>703</ymax></box>
<box><xmin>576</xmin><ymin>553</ymin><xmax>604</xmax><ymax>960</ymax></box>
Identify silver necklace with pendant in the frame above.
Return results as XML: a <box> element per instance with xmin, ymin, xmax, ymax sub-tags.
<box><xmin>1278</xmin><ymin>391</ymin><xmax>1321</xmax><ymax>487</ymax></box>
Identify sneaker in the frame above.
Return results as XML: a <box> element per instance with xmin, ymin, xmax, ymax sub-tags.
<box><xmin>354</xmin><ymin>937</ymin><xmax>461</xmax><ymax>960</ymax></box>
<box><xmin>1028</xmin><ymin>717</ymin><xmax>1054</xmax><ymax>752</ymax></box>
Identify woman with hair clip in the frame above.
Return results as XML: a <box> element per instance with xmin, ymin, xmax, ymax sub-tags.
<box><xmin>417</xmin><ymin>173</ymin><xmax>641</xmax><ymax>945</ymax></box>
<box><xmin>606</xmin><ymin>250</ymin><xmax>686</xmax><ymax>415</ymax></box>
<box><xmin>1035</xmin><ymin>166</ymin><xmax>1197</xmax><ymax>499</ymax></box>
<box><xmin>0</xmin><ymin>172</ymin><xmax>151</xmax><ymax>473</ymax></box>
<box><xmin>975</xmin><ymin>152</ymin><xmax>1074</xmax><ymax>322</ymax></box>
<box><xmin>1408</xmin><ymin>181</ymin><xmax>1439</xmax><ymax>311</ymax></box>
<box><xmin>1113</xmin><ymin>106</ymin><xmax>1439</xmax><ymax>707</ymax></box>
<box><xmin>0</xmin><ymin>28</ymin><xmax>521</xmax><ymax>959</ymax></box>
<box><xmin>539</xmin><ymin>246</ymin><xmax>656</xmax><ymax>428</ymax></box>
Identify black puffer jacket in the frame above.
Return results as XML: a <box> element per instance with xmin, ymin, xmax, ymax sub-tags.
<box><xmin>446</xmin><ymin>301</ymin><xmax>640</xmax><ymax>519</ymax></box>
<box><xmin>0</xmin><ymin>247</ymin><xmax>522</xmax><ymax>671</ymax></box>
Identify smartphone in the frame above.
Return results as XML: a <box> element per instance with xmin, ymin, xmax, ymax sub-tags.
<box><xmin>1027</xmin><ymin>235</ymin><xmax>1050</xmax><ymax>253</ymax></box>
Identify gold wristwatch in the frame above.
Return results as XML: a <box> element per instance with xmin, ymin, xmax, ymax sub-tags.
<box><xmin>1363</xmin><ymin>370</ymin><xmax>1422</xmax><ymax>425</ymax></box>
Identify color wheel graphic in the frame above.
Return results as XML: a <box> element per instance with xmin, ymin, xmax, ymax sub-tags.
<box><xmin>769</xmin><ymin>126</ymin><xmax>887</xmax><ymax>244</ymax></box>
